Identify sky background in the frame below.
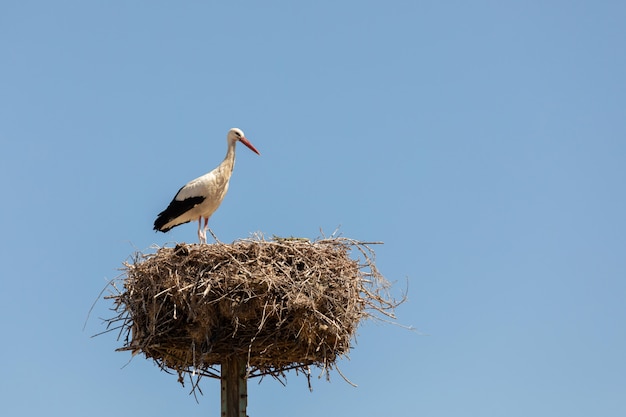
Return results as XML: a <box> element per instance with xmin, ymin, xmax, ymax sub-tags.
<box><xmin>1</xmin><ymin>1</ymin><xmax>625</xmax><ymax>416</ymax></box>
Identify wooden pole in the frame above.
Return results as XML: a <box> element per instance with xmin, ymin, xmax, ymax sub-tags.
<box><xmin>221</xmin><ymin>356</ymin><xmax>248</xmax><ymax>417</ymax></box>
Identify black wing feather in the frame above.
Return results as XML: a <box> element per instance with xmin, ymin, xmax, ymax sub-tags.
<box><xmin>153</xmin><ymin>195</ymin><xmax>206</xmax><ymax>232</ymax></box>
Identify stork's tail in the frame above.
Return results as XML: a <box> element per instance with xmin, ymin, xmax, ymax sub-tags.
<box><xmin>153</xmin><ymin>212</ymin><xmax>173</xmax><ymax>232</ymax></box>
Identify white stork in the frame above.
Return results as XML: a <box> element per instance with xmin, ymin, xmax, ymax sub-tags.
<box><xmin>153</xmin><ymin>127</ymin><xmax>260</xmax><ymax>243</ymax></box>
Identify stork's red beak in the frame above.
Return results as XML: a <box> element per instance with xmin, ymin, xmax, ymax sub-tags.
<box><xmin>240</xmin><ymin>136</ymin><xmax>261</xmax><ymax>155</ymax></box>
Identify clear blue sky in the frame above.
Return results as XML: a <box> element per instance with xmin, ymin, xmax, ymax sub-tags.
<box><xmin>1</xmin><ymin>1</ymin><xmax>625</xmax><ymax>416</ymax></box>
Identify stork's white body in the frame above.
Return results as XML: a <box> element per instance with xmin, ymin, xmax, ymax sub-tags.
<box><xmin>153</xmin><ymin>128</ymin><xmax>260</xmax><ymax>243</ymax></box>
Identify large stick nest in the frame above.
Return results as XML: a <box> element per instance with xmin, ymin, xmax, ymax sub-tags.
<box><xmin>105</xmin><ymin>235</ymin><xmax>400</xmax><ymax>385</ymax></box>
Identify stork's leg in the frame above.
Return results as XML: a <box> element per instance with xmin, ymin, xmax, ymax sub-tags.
<box><xmin>202</xmin><ymin>217</ymin><xmax>209</xmax><ymax>243</ymax></box>
<box><xmin>197</xmin><ymin>217</ymin><xmax>206</xmax><ymax>244</ymax></box>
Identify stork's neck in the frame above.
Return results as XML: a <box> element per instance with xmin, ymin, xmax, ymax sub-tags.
<box><xmin>219</xmin><ymin>139</ymin><xmax>237</xmax><ymax>176</ymax></box>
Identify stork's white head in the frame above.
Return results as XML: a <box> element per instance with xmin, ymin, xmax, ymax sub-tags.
<box><xmin>228</xmin><ymin>127</ymin><xmax>261</xmax><ymax>155</ymax></box>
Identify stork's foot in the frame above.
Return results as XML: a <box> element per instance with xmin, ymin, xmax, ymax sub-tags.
<box><xmin>197</xmin><ymin>229</ymin><xmax>207</xmax><ymax>244</ymax></box>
